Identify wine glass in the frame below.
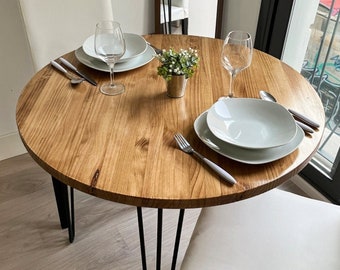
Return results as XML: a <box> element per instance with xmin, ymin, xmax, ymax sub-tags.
<box><xmin>95</xmin><ymin>21</ymin><xmax>126</xmax><ymax>95</ymax></box>
<box><xmin>221</xmin><ymin>31</ymin><xmax>253</xmax><ymax>98</ymax></box>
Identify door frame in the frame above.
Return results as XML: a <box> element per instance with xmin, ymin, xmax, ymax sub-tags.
<box><xmin>256</xmin><ymin>0</ymin><xmax>340</xmax><ymax>204</ymax></box>
<box><xmin>154</xmin><ymin>0</ymin><xmax>225</xmax><ymax>38</ymax></box>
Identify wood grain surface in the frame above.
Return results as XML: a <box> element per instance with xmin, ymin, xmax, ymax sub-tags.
<box><xmin>16</xmin><ymin>35</ymin><xmax>325</xmax><ymax>208</ymax></box>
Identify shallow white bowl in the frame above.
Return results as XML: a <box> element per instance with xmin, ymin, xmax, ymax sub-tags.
<box><xmin>206</xmin><ymin>98</ymin><xmax>297</xmax><ymax>149</ymax></box>
<box><xmin>82</xmin><ymin>33</ymin><xmax>147</xmax><ymax>63</ymax></box>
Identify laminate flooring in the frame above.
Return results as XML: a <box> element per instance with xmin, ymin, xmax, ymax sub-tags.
<box><xmin>0</xmin><ymin>154</ymin><xmax>307</xmax><ymax>270</ymax></box>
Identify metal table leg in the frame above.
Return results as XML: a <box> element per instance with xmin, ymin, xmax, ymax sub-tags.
<box><xmin>136</xmin><ymin>207</ymin><xmax>185</xmax><ymax>270</ymax></box>
<box><xmin>171</xmin><ymin>209</ymin><xmax>185</xmax><ymax>270</ymax></box>
<box><xmin>157</xmin><ymin>209</ymin><xmax>163</xmax><ymax>270</ymax></box>
<box><xmin>137</xmin><ymin>207</ymin><xmax>147</xmax><ymax>270</ymax></box>
<box><xmin>51</xmin><ymin>176</ymin><xmax>75</xmax><ymax>243</ymax></box>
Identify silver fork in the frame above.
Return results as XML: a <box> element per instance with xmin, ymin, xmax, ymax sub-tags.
<box><xmin>174</xmin><ymin>133</ymin><xmax>237</xmax><ymax>185</ymax></box>
<box><xmin>146</xmin><ymin>42</ymin><xmax>162</xmax><ymax>54</ymax></box>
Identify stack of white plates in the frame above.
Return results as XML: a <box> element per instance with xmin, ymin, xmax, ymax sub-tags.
<box><xmin>194</xmin><ymin>98</ymin><xmax>304</xmax><ymax>164</ymax></box>
<box><xmin>75</xmin><ymin>33</ymin><xmax>155</xmax><ymax>72</ymax></box>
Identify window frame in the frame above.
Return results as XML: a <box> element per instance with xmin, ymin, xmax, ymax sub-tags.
<box><xmin>256</xmin><ymin>0</ymin><xmax>340</xmax><ymax>204</ymax></box>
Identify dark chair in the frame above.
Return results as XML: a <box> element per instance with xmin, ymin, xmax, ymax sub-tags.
<box><xmin>300</xmin><ymin>62</ymin><xmax>319</xmax><ymax>81</ymax></box>
<box><xmin>319</xmin><ymin>78</ymin><xmax>340</xmax><ymax>121</ymax></box>
<box><xmin>311</xmin><ymin>73</ymin><xmax>328</xmax><ymax>91</ymax></box>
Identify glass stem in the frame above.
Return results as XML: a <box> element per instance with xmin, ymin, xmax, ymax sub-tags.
<box><xmin>109</xmin><ymin>63</ymin><xmax>115</xmax><ymax>87</ymax></box>
<box><xmin>228</xmin><ymin>73</ymin><xmax>236</xmax><ymax>98</ymax></box>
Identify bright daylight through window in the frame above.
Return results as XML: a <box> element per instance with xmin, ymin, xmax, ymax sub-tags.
<box><xmin>301</xmin><ymin>0</ymin><xmax>340</xmax><ymax>177</ymax></box>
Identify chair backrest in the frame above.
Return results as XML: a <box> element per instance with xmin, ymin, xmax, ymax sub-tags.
<box><xmin>319</xmin><ymin>78</ymin><xmax>340</xmax><ymax>118</ymax></box>
<box><xmin>311</xmin><ymin>73</ymin><xmax>328</xmax><ymax>90</ymax></box>
<box><xmin>18</xmin><ymin>0</ymin><xmax>113</xmax><ymax>71</ymax></box>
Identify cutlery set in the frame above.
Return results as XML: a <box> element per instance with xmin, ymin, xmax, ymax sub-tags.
<box><xmin>59</xmin><ymin>58</ymin><xmax>97</xmax><ymax>86</ymax></box>
<box><xmin>50</xmin><ymin>58</ymin><xmax>97</xmax><ymax>86</ymax></box>
<box><xmin>287</xmin><ymin>108</ymin><xmax>320</xmax><ymax>130</ymax></box>
<box><xmin>259</xmin><ymin>90</ymin><xmax>319</xmax><ymax>134</ymax></box>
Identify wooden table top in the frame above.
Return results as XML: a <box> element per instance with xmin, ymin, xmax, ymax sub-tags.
<box><xmin>16</xmin><ymin>34</ymin><xmax>325</xmax><ymax>208</ymax></box>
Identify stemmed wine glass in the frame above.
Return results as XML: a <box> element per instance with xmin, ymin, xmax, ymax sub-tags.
<box><xmin>221</xmin><ymin>31</ymin><xmax>253</xmax><ymax>98</ymax></box>
<box><xmin>95</xmin><ymin>21</ymin><xmax>126</xmax><ymax>95</ymax></box>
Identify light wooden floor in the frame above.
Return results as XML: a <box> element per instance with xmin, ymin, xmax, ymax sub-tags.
<box><xmin>0</xmin><ymin>154</ymin><xmax>307</xmax><ymax>270</ymax></box>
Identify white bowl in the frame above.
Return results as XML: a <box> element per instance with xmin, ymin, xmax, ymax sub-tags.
<box><xmin>194</xmin><ymin>111</ymin><xmax>304</xmax><ymax>164</ymax></box>
<box><xmin>75</xmin><ymin>45</ymin><xmax>155</xmax><ymax>73</ymax></box>
<box><xmin>206</xmin><ymin>98</ymin><xmax>297</xmax><ymax>149</ymax></box>
<box><xmin>82</xmin><ymin>33</ymin><xmax>147</xmax><ymax>63</ymax></box>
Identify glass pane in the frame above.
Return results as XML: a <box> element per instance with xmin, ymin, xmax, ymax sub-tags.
<box><xmin>301</xmin><ymin>0</ymin><xmax>340</xmax><ymax>174</ymax></box>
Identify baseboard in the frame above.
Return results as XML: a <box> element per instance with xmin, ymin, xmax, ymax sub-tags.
<box><xmin>0</xmin><ymin>132</ymin><xmax>27</xmax><ymax>161</ymax></box>
<box><xmin>290</xmin><ymin>174</ymin><xmax>331</xmax><ymax>203</ymax></box>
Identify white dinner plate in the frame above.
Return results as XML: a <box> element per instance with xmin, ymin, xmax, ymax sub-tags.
<box><xmin>75</xmin><ymin>45</ymin><xmax>155</xmax><ymax>73</ymax></box>
<box><xmin>194</xmin><ymin>111</ymin><xmax>304</xmax><ymax>164</ymax></box>
<box><xmin>207</xmin><ymin>98</ymin><xmax>297</xmax><ymax>149</ymax></box>
<box><xmin>82</xmin><ymin>33</ymin><xmax>147</xmax><ymax>63</ymax></box>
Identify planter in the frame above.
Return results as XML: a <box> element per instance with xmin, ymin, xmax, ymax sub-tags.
<box><xmin>166</xmin><ymin>75</ymin><xmax>188</xmax><ymax>98</ymax></box>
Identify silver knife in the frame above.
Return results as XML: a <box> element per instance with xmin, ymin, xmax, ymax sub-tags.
<box><xmin>288</xmin><ymin>109</ymin><xmax>320</xmax><ymax>129</ymax></box>
<box><xmin>295</xmin><ymin>120</ymin><xmax>314</xmax><ymax>134</ymax></box>
<box><xmin>59</xmin><ymin>57</ymin><xmax>97</xmax><ymax>86</ymax></box>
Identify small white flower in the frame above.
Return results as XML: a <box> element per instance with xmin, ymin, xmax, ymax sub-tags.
<box><xmin>156</xmin><ymin>47</ymin><xmax>199</xmax><ymax>81</ymax></box>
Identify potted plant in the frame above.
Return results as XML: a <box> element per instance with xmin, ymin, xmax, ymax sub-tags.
<box><xmin>155</xmin><ymin>47</ymin><xmax>199</xmax><ymax>97</ymax></box>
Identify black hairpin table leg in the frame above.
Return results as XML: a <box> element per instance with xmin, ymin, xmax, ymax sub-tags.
<box><xmin>136</xmin><ymin>207</ymin><xmax>185</xmax><ymax>270</ymax></box>
<box><xmin>171</xmin><ymin>209</ymin><xmax>185</xmax><ymax>270</ymax></box>
<box><xmin>157</xmin><ymin>209</ymin><xmax>163</xmax><ymax>270</ymax></box>
<box><xmin>51</xmin><ymin>176</ymin><xmax>75</xmax><ymax>243</ymax></box>
<box><xmin>137</xmin><ymin>207</ymin><xmax>147</xmax><ymax>270</ymax></box>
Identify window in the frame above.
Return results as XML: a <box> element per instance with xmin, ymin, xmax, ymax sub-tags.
<box><xmin>256</xmin><ymin>0</ymin><xmax>340</xmax><ymax>204</ymax></box>
<box><xmin>300</xmin><ymin>0</ymin><xmax>340</xmax><ymax>203</ymax></box>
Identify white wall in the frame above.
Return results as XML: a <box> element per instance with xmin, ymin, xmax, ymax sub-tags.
<box><xmin>112</xmin><ymin>0</ymin><xmax>155</xmax><ymax>35</ymax></box>
<box><xmin>221</xmin><ymin>0</ymin><xmax>261</xmax><ymax>41</ymax></box>
<box><xmin>0</xmin><ymin>0</ymin><xmax>34</xmax><ymax>160</ymax></box>
<box><xmin>188</xmin><ymin>0</ymin><xmax>218</xmax><ymax>38</ymax></box>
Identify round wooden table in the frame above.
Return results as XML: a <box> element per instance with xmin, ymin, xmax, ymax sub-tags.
<box><xmin>16</xmin><ymin>34</ymin><xmax>324</xmax><ymax>269</ymax></box>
